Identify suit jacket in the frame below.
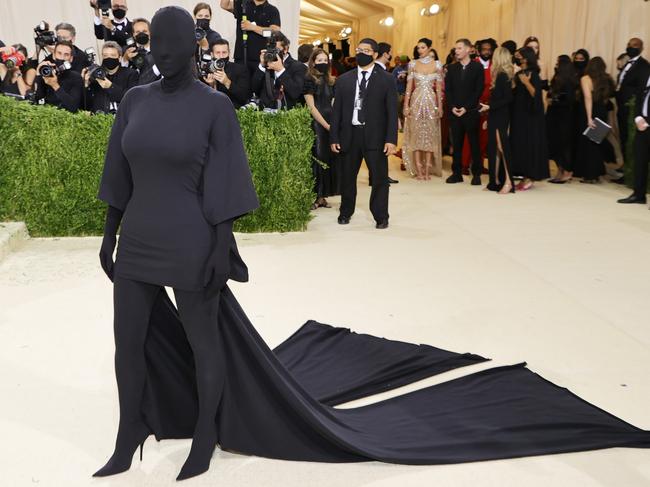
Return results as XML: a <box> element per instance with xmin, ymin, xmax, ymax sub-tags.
<box><xmin>635</xmin><ymin>76</ymin><xmax>650</xmax><ymax>123</ymax></box>
<box><xmin>330</xmin><ymin>65</ymin><xmax>398</xmax><ymax>152</ymax></box>
<box><xmin>217</xmin><ymin>61</ymin><xmax>250</xmax><ymax>108</ymax></box>
<box><xmin>445</xmin><ymin>61</ymin><xmax>484</xmax><ymax>111</ymax></box>
<box><xmin>252</xmin><ymin>54</ymin><xmax>306</xmax><ymax>109</ymax></box>
<box><xmin>617</xmin><ymin>56</ymin><xmax>650</xmax><ymax>105</ymax></box>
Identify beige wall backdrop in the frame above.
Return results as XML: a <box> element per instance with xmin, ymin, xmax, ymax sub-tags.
<box><xmin>386</xmin><ymin>0</ymin><xmax>650</xmax><ymax>76</ymax></box>
<box><xmin>0</xmin><ymin>0</ymin><xmax>300</xmax><ymax>58</ymax></box>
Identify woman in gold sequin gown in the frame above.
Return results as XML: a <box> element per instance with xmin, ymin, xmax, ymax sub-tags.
<box><xmin>403</xmin><ymin>40</ymin><xmax>444</xmax><ymax>180</ymax></box>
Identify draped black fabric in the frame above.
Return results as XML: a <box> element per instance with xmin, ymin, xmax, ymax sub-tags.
<box><xmin>140</xmin><ymin>288</ymin><xmax>650</xmax><ymax>464</ymax></box>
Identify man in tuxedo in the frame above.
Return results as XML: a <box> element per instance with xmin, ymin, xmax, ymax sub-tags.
<box><xmin>445</xmin><ymin>38</ymin><xmax>485</xmax><ymax>185</ymax></box>
<box><xmin>330</xmin><ymin>38</ymin><xmax>398</xmax><ymax>230</ymax></box>
<box><xmin>374</xmin><ymin>41</ymin><xmax>400</xmax><ymax>184</ymax></box>
<box><xmin>618</xmin><ymin>73</ymin><xmax>650</xmax><ymax>206</ymax></box>
<box><xmin>90</xmin><ymin>0</ymin><xmax>133</xmax><ymax>48</ymax></box>
<box><xmin>252</xmin><ymin>32</ymin><xmax>306</xmax><ymax>110</ymax></box>
<box><xmin>205</xmin><ymin>39</ymin><xmax>251</xmax><ymax>109</ymax></box>
<box><xmin>124</xmin><ymin>18</ymin><xmax>162</xmax><ymax>86</ymax></box>
<box><xmin>615</xmin><ymin>38</ymin><xmax>650</xmax><ymax>183</ymax></box>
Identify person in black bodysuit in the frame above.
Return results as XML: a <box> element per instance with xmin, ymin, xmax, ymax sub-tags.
<box><xmin>92</xmin><ymin>6</ymin><xmax>259</xmax><ymax>481</ymax></box>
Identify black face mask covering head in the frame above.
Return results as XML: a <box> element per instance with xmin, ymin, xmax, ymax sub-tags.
<box><xmin>150</xmin><ymin>6</ymin><xmax>196</xmax><ymax>93</ymax></box>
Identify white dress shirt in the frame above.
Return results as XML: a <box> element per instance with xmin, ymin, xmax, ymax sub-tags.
<box><xmin>352</xmin><ymin>64</ymin><xmax>375</xmax><ymax>126</ymax></box>
<box><xmin>634</xmin><ymin>75</ymin><xmax>650</xmax><ymax>124</ymax></box>
<box><xmin>618</xmin><ymin>55</ymin><xmax>641</xmax><ymax>90</ymax></box>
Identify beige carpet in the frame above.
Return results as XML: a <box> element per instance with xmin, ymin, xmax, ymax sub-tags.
<box><xmin>1</xmin><ymin>157</ymin><xmax>649</xmax><ymax>486</ymax></box>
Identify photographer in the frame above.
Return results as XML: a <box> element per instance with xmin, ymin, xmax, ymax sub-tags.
<box><xmin>220</xmin><ymin>0</ymin><xmax>281</xmax><ymax>76</ymax></box>
<box><xmin>252</xmin><ymin>32</ymin><xmax>306</xmax><ymax>110</ymax></box>
<box><xmin>90</xmin><ymin>0</ymin><xmax>133</xmax><ymax>48</ymax></box>
<box><xmin>202</xmin><ymin>39</ymin><xmax>250</xmax><ymax>108</ymax></box>
<box><xmin>82</xmin><ymin>41</ymin><xmax>138</xmax><ymax>114</ymax></box>
<box><xmin>33</xmin><ymin>40</ymin><xmax>83</xmax><ymax>112</ymax></box>
<box><xmin>194</xmin><ymin>3</ymin><xmax>222</xmax><ymax>52</ymax></box>
<box><xmin>54</xmin><ymin>23</ymin><xmax>91</xmax><ymax>73</ymax></box>
<box><xmin>1</xmin><ymin>44</ymin><xmax>36</xmax><ymax>96</ymax></box>
<box><xmin>123</xmin><ymin>18</ymin><xmax>161</xmax><ymax>85</ymax></box>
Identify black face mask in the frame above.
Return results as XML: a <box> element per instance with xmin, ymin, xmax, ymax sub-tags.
<box><xmin>573</xmin><ymin>60</ymin><xmax>587</xmax><ymax>70</ymax></box>
<box><xmin>196</xmin><ymin>18</ymin><xmax>210</xmax><ymax>30</ymax></box>
<box><xmin>102</xmin><ymin>57</ymin><xmax>120</xmax><ymax>70</ymax></box>
<box><xmin>315</xmin><ymin>63</ymin><xmax>328</xmax><ymax>74</ymax></box>
<box><xmin>626</xmin><ymin>46</ymin><xmax>641</xmax><ymax>58</ymax></box>
<box><xmin>134</xmin><ymin>32</ymin><xmax>150</xmax><ymax>45</ymax></box>
<box><xmin>53</xmin><ymin>58</ymin><xmax>65</xmax><ymax>67</ymax></box>
<box><xmin>387</xmin><ymin>54</ymin><xmax>392</xmax><ymax>62</ymax></box>
<box><xmin>112</xmin><ymin>8</ymin><xmax>127</xmax><ymax>20</ymax></box>
<box><xmin>480</xmin><ymin>53</ymin><xmax>491</xmax><ymax>61</ymax></box>
<box><xmin>356</xmin><ymin>53</ymin><xmax>373</xmax><ymax>67</ymax></box>
<box><xmin>151</xmin><ymin>6</ymin><xmax>197</xmax><ymax>93</ymax></box>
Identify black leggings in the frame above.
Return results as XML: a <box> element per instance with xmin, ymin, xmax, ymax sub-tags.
<box><xmin>113</xmin><ymin>276</ymin><xmax>224</xmax><ymax>438</ymax></box>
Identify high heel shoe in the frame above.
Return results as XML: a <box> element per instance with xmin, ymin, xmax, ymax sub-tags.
<box><xmin>93</xmin><ymin>421</ymin><xmax>152</xmax><ymax>477</ymax></box>
<box><xmin>176</xmin><ymin>425</ymin><xmax>218</xmax><ymax>481</ymax></box>
<box><xmin>498</xmin><ymin>182</ymin><xmax>515</xmax><ymax>194</ymax></box>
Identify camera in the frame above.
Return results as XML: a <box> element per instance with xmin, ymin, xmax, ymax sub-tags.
<box><xmin>1</xmin><ymin>48</ymin><xmax>26</xmax><ymax>69</ymax></box>
<box><xmin>34</xmin><ymin>21</ymin><xmax>57</xmax><ymax>49</ymax></box>
<box><xmin>96</xmin><ymin>0</ymin><xmax>111</xmax><ymax>16</ymax></box>
<box><xmin>195</xmin><ymin>28</ymin><xmax>206</xmax><ymax>42</ymax></box>
<box><xmin>84</xmin><ymin>48</ymin><xmax>107</xmax><ymax>81</ymax></box>
<box><xmin>198</xmin><ymin>53</ymin><xmax>227</xmax><ymax>78</ymax></box>
<box><xmin>263</xmin><ymin>35</ymin><xmax>284</xmax><ymax>65</ymax></box>
<box><xmin>39</xmin><ymin>61</ymin><xmax>72</xmax><ymax>77</ymax></box>
<box><xmin>125</xmin><ymin>37</ymin><xmax>147</xmax><ymax>69</ymax></box>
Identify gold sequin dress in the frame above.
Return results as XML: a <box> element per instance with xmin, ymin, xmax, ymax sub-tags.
<box><xmin>402</xmin><ymin>60</ymin><xmax>444</xmax><ymax>178</ymax></box>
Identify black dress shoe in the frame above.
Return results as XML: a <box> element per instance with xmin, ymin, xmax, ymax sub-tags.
<box><xmin>612</xmin><ymin>176</ymin><xmax>626</xmax><ymax>185</ymax></box>
<box><xmin>338</xmin><ymin>216</ymin><xmax>351</xmax><ymax>224</ymax></box>
<box><xmin>375</xmin><ymin>220</ymin><xmax>389</xmax><ymax>229</ymax></box>
<box><xmin>617</xmin><ymin>194</ymin><xmax>647</xmax><ymax>204</ymax></box>
<box><xmin>485</xmin><ymin>182</ymin><xmax>499</xmax><ymax>191</ymax></box>
<box><xmin>471</xmin><ymin>175</ymin><xmax>482</xmax><ymax>186</ymax></box>
<box><xmin>446</xmin><ymin>174</ymin><xmax>463</xmax><ymax>184</ymax></box>
<box><xmin>388</xmin><ymin>177</ymin><xmax>399</xmax><ymax>184</ymax></box>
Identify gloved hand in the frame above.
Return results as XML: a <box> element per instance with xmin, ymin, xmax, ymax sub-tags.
<box><xmin>203</xmin><ymin>219</ymin><xmax>234</xmax><ymax>300</ymax></box>
<box><xmin>99</xmin><ymin>206</ymin><xmax>123</xmax><ymax>282</ymax></box>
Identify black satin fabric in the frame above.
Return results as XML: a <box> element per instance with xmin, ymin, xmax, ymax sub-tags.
<box><xmin>140</xmin><ymin>288</ymin><xmax>650</xmax><ymax>464</ymax></box>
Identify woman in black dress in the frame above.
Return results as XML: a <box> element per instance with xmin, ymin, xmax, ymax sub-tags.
<box><xmin>547</xmin><ymin>55</ymin><xmax>579</xmax><ymax>183</ymax></box>
<box><xmin>91</xmin><ymin>8</ymin><xmax>650</xmax><ymax>482</ymax></box>
<box><xmin>93</xmin><ymin>7</ymin><xmax>259</xmax><ymax>481</ymax></box>
<box><xmin>574</xmin><ymin>57</ymin><xmax>616</xmax><ymax>183</ymax></box>
<box><xmin>510</xmin><ymin>47</ymin><xmax>549</xmax><ymax>190</ymax></box>
<box><xmin>480</xmin><ymin>47</ymin><xmax>515</xmax><ymax>194</ymax></box>
<box><xmin>304</xmin><ymin>48</ymin><xmax>339</xmax><ymax>209</ymax></box>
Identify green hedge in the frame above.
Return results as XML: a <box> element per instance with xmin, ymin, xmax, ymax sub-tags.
<box><xmin>0</xmin><ymin>95</ymin><xmax>315</xmax><ymax>236</ymax></box>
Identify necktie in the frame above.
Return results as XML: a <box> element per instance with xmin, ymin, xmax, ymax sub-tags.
<box><xmin>358</xmin><ymin>71</ymin><xmax>368</xmax><ymax>123</ymax></box>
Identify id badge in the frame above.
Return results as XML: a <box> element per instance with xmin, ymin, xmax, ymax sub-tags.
<box><xmin>354</xmin><ymin>97</ymin><xmax>363</xmax><ymax>110</ymax></box>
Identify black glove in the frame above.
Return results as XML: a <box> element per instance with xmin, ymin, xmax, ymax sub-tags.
<box><xmin>203</xmin><ymin>218</ymin><xmax>234</xmax><ymax>300</ymax></box>
<box><xmin>99</xmin><ymin>205</ymin><xmax>123</xmax><ymax>281</ymax></box>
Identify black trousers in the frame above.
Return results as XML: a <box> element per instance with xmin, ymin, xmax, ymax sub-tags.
<box><xmin>618</xmin><ymin>104</ymin><xmax>630</xmax><ymax>164</ymax></box>
<box><xmin>633</xmin><ymin>127</ymin><xmax>650</xmax><ymax>198</ymax></box>
<box><xmin>113</xmin><ymin>277</ymin><xmax>224</xmax><ymax>439</ymax></box>
<box><xmin>340</xmin><ymin>125</ymin><xmax>389</xmax><ymax>222</ymax></box>
<box><xmin>450</xmin><ymin>112</ymin><xmax>482</xmax><ymax>176</ymax></box>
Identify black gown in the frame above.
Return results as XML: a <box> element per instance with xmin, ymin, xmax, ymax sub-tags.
<box><xmin>547</xmin><ymin>80</ymin><xmax>577</xmax><ymax>172</ymax></box>
<box><xmin>510</xmin><ymin>69</ymin><xmax>550</xmax><ymax>180</ymax></box>
<box><xmin>574</xmin><ymin>94</ymin><xmax>609</xmax><ymax>180</ymax></box>
<box><xmin>487</xmin><ymin>71</ymin><xmax>514</xmax><ymax>187</ymax></box>
<box><xmin>304</xmin><ymin>76</ymin><xmax>340</xmax><ymax>198</ymax></box>
<box><xmin>99</xmin><ymin>79</ymin><xmax>650</xmax><ymax>468</ymax></box>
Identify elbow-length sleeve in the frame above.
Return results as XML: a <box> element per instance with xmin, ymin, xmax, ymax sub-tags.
<box><xmin>201</xmin><ymin>94</ymin><xmax>260</xmax><ymax>226</ymax></box>
<box><xmin>97</xmin><ymin>89</ymin><xmax>133</xmax><ymax>210</ymax></box>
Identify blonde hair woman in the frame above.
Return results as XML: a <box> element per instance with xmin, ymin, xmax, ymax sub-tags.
<box><xmin>479</xmin><ymin>47</ymin><xmax>515</xmax><ymax>193</ymax></box>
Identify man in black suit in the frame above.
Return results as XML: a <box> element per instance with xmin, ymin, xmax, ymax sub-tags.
<box><xmin>204</xmin><ymin>39</ymin><xmax>251</xmax><ymax>109</ymax></box>
<box><xmin>330</xmin><ymin>38</ymin><xmax>398</xmax><ymax>230</ymax></box>
<box><xmin>252</xmin><ymin>32</ymin><xmax>306</xmax><ymax>110</ymax></box>
<box><xmin>618</xmin><ymin>73</ymin><xmax>650</xmax><ymax>205</ymax></box>
<box><xmin>445</xmin><ymin>38</ymin><xmax>485</xmax><ymax>185</ymax></box>
<box><xmin>615</xmin><ymin>38</ymin><xmax>650</xmax><ymax>182</ymax></box>
<box><xmin>375</xmin><ymin>41</ymin><xmax>399</xmax><ymax>184</ymax></box>
<box><xmin>90</xmin><ymin>0</ymin><xmax>133</xmax><ymax>49</ymax></box>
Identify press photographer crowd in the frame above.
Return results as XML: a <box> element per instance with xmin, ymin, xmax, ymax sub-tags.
<box><xmin>1</xmin><ymin>0</ymin><xmax>650</xmax><ymax>218</ymax></box>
